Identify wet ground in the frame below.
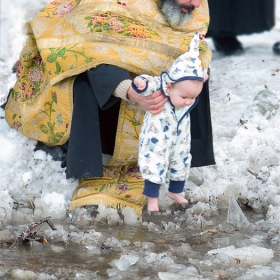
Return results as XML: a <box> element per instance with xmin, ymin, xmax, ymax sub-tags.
<box><xmin>1</xmin><ymin>206</ymin><xmax>280</xmax><ymax>280</ymax></box>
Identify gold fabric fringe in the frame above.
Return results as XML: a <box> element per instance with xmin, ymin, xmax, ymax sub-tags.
<box><xmin>70</xmin><ymin>164</ymin><xmax>147</xmax><ymax>217</ymax></box>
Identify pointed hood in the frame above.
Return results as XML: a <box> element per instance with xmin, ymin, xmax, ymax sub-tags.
<box><xmin>160</xmin><ymin>32</ymin><xmax>204</xmax><ymax>95</ymax></box>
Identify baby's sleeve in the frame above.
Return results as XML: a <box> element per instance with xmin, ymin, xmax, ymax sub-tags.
<box><xmin>132</xmin><ymin>74</ymin><xmax>161</xmax><ymax>96</ymax></box>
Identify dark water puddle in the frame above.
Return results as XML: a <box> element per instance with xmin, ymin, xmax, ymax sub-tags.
<box><xmin>1</xmin><ymin>207</ymin><xmax>277</xmax><ymax>279</ymax></box>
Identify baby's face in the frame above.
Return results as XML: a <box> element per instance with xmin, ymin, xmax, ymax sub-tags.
<box><xmin>167</xmin><ymin>80</ymin><xmax>203</xmax><ymax>108</ymax></box>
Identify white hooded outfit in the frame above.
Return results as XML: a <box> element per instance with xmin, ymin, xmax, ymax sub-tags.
<box><xmin>132</xmin><ymin>32</ymin><xmax>205</xmax><ymax>197</ymax></box>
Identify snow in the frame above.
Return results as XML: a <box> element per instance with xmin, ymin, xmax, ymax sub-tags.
<box><xmin>0</xmin><ymin>0</ymin><xmax>280</xmax><ymax>279</ymax></box>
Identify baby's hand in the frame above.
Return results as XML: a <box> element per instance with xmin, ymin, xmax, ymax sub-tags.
<box><xmin>134</xmin><ymin>77</ymin><xmax>146</xmax><ymax>90</ymax></box>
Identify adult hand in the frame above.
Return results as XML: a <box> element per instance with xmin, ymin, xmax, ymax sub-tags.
<box><xmin>127</xmin><ymin>86</ymin><xmax>167</xmax><ymax>115</ymax></box>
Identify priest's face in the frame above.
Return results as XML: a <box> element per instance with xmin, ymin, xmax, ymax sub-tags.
<box><xmin>175</xmin><ymin>0</ymin><xmax>201</xmax><ymax>13</ymax></box>
<box><xmin>161</xmin><ymin>0</ymin><xmax>201</xmax><ymax>26</ymax></box>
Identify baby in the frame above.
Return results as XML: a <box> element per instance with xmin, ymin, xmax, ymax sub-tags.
<box><xmin>132</xmin><ymin>32</ymin><xmax>208</xmax><ymax>212</ymax></box>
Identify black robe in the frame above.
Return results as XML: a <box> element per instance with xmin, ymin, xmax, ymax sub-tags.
<box><xmin>207</xmin><ymin>0</ymin><xmax>275</xmax><ymax>36</ymax></box>
<box><xmin>61</xmin><ymin>65</ymin><xmax>215</xmax><ymax>179</ymax></box>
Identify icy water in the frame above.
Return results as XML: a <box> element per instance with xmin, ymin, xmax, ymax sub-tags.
<box><xmin>1</xmin><ymin>206</ymin><xmax>280</xmax><ymax>280</ymax></box>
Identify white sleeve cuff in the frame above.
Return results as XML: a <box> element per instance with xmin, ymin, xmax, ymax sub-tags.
<box><xmin>113</xmin><ymin>79</ymin><xmax>132</xmax><ymax>101</ymax></box>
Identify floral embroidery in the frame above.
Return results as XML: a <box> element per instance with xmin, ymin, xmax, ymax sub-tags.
<box><xmin>118</xmin><ymin>183</ymin><xmax>129</xmax><ymax>193</ymax></box>
<box><xmin>13</xmin><ymin>50</ymin><xmax>45</xmax><ymax>102</ymax></box>
<box><xmin>41</xmin><ymin>0</ymin><xmax>77</xmax><ymax>18</ymax></box>
<box><xmin>56</xmin><ymin>113</ymin><xmax>63</xmax><ymax>126</ymax></box>
<box><xmin>36</xmin><ymin>55</ymin><xmax>43</xmax><ymax>65</ymax></box>
<box><xmin>12</xmin><ymin>121</ymin><xmax>22</xmax><ymax>131</ymax></box>
<box><xmin>104</xmin><ymin>168</ymin><xmax>117</xmax><ymax>177</ymax></box>
<box><xmin>127</xmin><ymin>166</ymin><xmax>140</xmax><ymax>174</ymax></box>
<box><xmin>127</xmin><ymin>166</ymin><xmax>142</xmax><ymax>180</ymax></box>
<box><xmin>84</xmin><ymin>13</ymin><xmax>161</xmax><ymax>40</ymax></box>
<box><xmin>40</xmin><ymin>91</ymin><xmax>65</xmax><ymax>143</ymax></box>
<box><xmin>16</xmin><ymin>61</ymin><xmax>23</xmax><ymax>79</ymax></box>
<box><xmin>46</xmin><ymin>46</ymin><xmax>94</xmax><ymax>75</ymax></box>
<box><xmin>128</xmin><ymin>25</ymin><xmax>149</xmax><ymax>39</ymax></box>
<box><xmin>108</xmin><ymin>18</ymin><xmax>123</xmax><ymax>31</ymax></box>
<box><xmin>28</xmin><ymin>68</ymin><xmax>42</xmax><ymax>82</ymax></box>
<box><xmin>125</xmin><ymin>103</ymin><xmax>144</xmax><ymax>140</ymax></box>
<box><xmin>53</xmin><ymin>1</ymin><xmax>74</xmax><ymax>17</ymax></box>
<box><xmin>117</xmin><ymin>1</ymin><xmax>126</xmax><ymax>6</ymax></box>
<box><xmin>20</xmin><ymin>81</ymin><xmax>35</xmax><ymax>99</ymax></box>
<box><xmin>115</xmin><ymin>181</ymin><xmax>143</xmax><ymax>195</ymax></box>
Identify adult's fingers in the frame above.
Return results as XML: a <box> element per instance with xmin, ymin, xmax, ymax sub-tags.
<box><xmin>127</xmin><ymin>86</ymin><xmax>167</xmax><ymax>113</ymax></box>
<box><xmin>146</xmin><ymin>95</ymin><xmax>167</xmax><ymax>114</ymax></box>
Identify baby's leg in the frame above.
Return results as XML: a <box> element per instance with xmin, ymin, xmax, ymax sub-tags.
<box><xmin>147</xmin><ymin>197</ymin><xmax>159</xmax><ymax>212</ymax></box>
<box><xmin>167</xmin><ymin>180</ymin><xmax>188</xmax><ymax>205</ymax></box>
<box><xmin>142</xmin><ymin>181</ymin><xmax>161</xmax><ymax>212</ymax></box>
<box><xmin>167</xmin><ymin>192</ymin><xmax>189</xmax><ymax>204</ymax></box>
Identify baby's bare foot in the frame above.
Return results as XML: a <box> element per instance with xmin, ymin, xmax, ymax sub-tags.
<box><xmin>167</xmin><ymin>192</ymin><xmax>189</xmax><ymax>204</ymax></box>
<box><xmin>147</xmin><ymin>197</ymin><xmax>159</xmax><ymax>212</ymax></box>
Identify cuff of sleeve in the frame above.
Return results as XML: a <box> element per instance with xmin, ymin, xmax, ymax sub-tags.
<box><xmin>113</xmin><ymin>79</ymin><xmax>132</xmax><ymax>101</ymax></box>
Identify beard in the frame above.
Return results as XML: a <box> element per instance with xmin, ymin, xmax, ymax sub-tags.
<box><xmin>161</xmin><ymin>0</ymin><xmax>194</xmax><ymax>26</ymax></box>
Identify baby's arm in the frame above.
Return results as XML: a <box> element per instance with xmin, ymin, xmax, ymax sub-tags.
<box><xmin>134</xmin><ymin>76</ymin><xmax>147</xmax><ymax>91</ymax></box>
<box><xmin>132</xmin><ymin>75</ymin><xmax>160</xmax><ymax>96</ymax></box>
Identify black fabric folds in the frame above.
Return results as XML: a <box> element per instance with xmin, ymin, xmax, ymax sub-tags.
<box><xmin>190</xmin><ymin>79</ymin><xmax>215</xmax><ymax>167</ymax></box>
<box><xmin>207</xmin><ymin>0</ymin><xmax>275</xmax><ymax>36</ymax></box>
<box><xmin>65</xmin><ymin>65</ymin><xmax>130</xmax><ymax>179</ymax></box>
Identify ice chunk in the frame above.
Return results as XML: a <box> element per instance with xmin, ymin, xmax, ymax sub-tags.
<box><xmin>107</xmin><ymin>268</ymin><xmax>120</xmax><ymax>278</ymax></box>
<box><xmin>208</xmin><ymin>245</ymin><xmax>236</xmax><ymax>255</ymax></box>
<box><xmin>158</xmin><ymin>272</ymin><xmax>183</xmax><ymax>280</ymax></box>
<box><xmin>0</xmin><ymin>135</ymin><xmax>17</xmax><ymax>163</ymax></box>
<box><xmin>209</xmin><ymin>245</ymin><xmax>274</xmax><ymax>266</ymax></box>
<box><xmin>11</xmin><ymin>208</ymin><xmax>34</xmax><ymax>224</ymax></box>
<box><xmin>0</xmin><ymin>191</ymin><xmax>13</xmax><ymax>224</ymax></box>
<box><xmin>22</xmin><ymin>171</ymin><xmax>33</xmax><ymax>185</ymax></box>
<box><xmin>248</xmin><ymin>146</ymin><xmax>278</xmax><ymax>173</ymax></box>
<box><xmin>50</xmin><ymin>245</ymin><xmax>65</xmax><ymax>253</ymax></box>
<box><xmin>75</xmin><ymin>272</ymin><xmax>86</xmax><ymax>278</ymax></box>
<box><xmin>37</xmin><ymin>273</ymin><xmax>58</xmax><ymax>280</ymax></box>
<box><xmin>114</xmin><ymin>255</ymin><xmax>139</xmax><ymax>271</ymax></box>
<box><xmin>227</xmin><ymin>196</ymin><xmax>250</xmax><ymax>228</ymax></box>
<box><xmin>34</xmin><ymin>150</ymin><xmax>48</xmax><ymax>161</ymax></box>
<box><xmin>94</xmin><ymin>204</ymin><xmax>122</xmax><ymax>225</ymax></box>
<box><xmin>69</xmin><ymin>207</ymin><xmax>91</xmax><ymax>225</ymax></box>
<box><xmin>40</xmin><ymin>192</ymin><xmax>67</xmax><ymax>220</ymax></box>
<box><xmin>226</xmin><ymin>245</ymin><xmax>274</xmax><ymax>265</ymax></box>
<box><xmin>10</xmin><ymin>269</ymin><xmax>37</xmax><ymax>279</ymax></box>
<box><xmin>249</xmin><ymin>90</ymin><xmax>280</xmax><ymax>120</ymax></box>
<box><xmin>122</xmin><ymin>207</ymin><xmax>141</xmax><ymax>225</ymax></box>
<box><xmin>159</xmin><ymin>266</ymin><xmax>201</xmax><ymax>279</ymax></box>
<box><xmin>85</xmin><ymin>244</ymin><xmax>102</xmax><ymax>255</ymax></box>
<box><xmin>236</xmin><ymin>266</ymin><xmax>277</xmax><ymax>280</ymax></box>
<box><xmin>240</xmin><ymin>90</ymin><xmax>280</xmax><ymax>130</ymax></box>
